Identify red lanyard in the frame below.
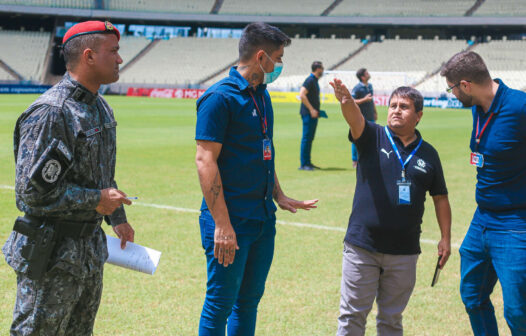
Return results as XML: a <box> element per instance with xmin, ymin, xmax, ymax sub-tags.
<box><xmin>248</xmin><ymin>91</ymin><xmax>267</xmax><ymax>136</ymax></box>
<box><xmin>475</xmin><ymin>112</ymin><xmax>494</xmax><ymax>145</ymax></box>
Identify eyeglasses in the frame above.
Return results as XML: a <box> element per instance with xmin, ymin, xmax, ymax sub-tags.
<box><xmin>446</xmin><ymin>80</ymin><xmax>471</xmax><ymax>93</ymax></box>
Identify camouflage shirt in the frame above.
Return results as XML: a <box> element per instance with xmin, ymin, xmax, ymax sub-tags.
<box><xmin>3</xmin><ymin>73</ymin><xmax>126</xmax><ymax>275</ymax></box>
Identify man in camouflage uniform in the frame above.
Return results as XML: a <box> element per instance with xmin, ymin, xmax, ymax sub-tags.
<box><xmin>2</xmin><ymin>21</ymin><xmax>135</xmax><ymax>335</ymax></box>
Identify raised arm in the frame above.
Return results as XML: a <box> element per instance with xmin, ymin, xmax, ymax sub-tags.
<box><xmin>196</xmin><ymin>140</ymin><xmax>238</xmax><ymax>267</ymax></box>
<box><xmin>432</xmin><ymin>194</ymin><xmax>452</xmax><ymax>269</ymax></box>
<box><xmin>330</xmin><ymin>78</ymin><xmax>366</xmax><ymax>140</ymax></box>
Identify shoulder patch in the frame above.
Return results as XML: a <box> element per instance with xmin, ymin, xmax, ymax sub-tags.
<box><xmin>29</xmin><ymin>139</ymin><xmax>73</xmax><ymax>194</ymax></box>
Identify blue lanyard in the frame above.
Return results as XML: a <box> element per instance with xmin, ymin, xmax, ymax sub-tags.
<box><xmin>384</xmin><ymin>126</ymin><xmax>423</xmax><ymax>179</ymax></box>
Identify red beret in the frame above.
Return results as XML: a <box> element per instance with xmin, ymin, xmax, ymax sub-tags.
<box><xmin>62</xmin><ymin>21</ymin><xmax>120</xmax><ymax>46</ymax></box>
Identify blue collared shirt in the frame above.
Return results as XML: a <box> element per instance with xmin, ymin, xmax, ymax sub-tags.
<box><xmin>470</xmin><ymin>79</ymin><xmax>526</xmax><ymax>229</ymax></box>
<box><xmin>196</xmin><ymin>67</ymin><xmax>277</xmax><ymax>220</ymax></box>
<box><xmin>352</xmin><ymin>81</ymin><xmax>375</xmax><ymax>121</ymax></box>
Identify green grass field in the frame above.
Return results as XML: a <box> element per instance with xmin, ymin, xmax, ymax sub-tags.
<box><xmin>0</xmin><ymin>95</ymin><xmax>510</xmax><ymax>335</ymax></box>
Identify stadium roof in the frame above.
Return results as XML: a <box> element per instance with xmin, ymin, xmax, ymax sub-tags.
<box><xmin>1</xmin><ymin>4</ymin><xmax>525</xmax><ymax>27</ymax></box>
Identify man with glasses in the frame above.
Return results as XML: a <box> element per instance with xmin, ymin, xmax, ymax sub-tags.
<box><xmin>441</xmin><ymin>51</ymin><xmax>526</xmax><ymax>335</ymax></box>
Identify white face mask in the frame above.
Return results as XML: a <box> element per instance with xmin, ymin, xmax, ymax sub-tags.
<box><xmin>259</xmin><ymin>51</ymin><xmax>283</xmax><ymax>84</ymax></box>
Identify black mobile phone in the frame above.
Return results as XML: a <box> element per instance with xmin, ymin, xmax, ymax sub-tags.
<box><xmin>431</xmin><ymin>255</ymin><xmax>442</xmax><ymax>287</ymax></box>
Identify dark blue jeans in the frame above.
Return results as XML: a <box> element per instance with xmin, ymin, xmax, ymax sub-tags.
<box><xmin>300</xmin><ymin>113</ymin><xmax>318</xmax><ymax>167</ymax></box>
<box><xmin>198</xmin><ymin>210</ymin><xmax>276</xmax><ymax>336</ymax></box>
<box><xmin>459</xmin><ymin>222</ymin><xmax>526</xmax><ymax>336</ymax></box>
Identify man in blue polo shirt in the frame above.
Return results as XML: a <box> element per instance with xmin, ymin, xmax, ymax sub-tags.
<box><xmin>441</xmin><ymin>51</ymin><xmax>526</xmax><ymax>336</ymax></box>
<box><xmin>298</xmin><ymin>61</ymin><xmax>324</xmax><ymax>170</ymax></box>
<box><xmin>195</xmin><ymin>22</ymin><xmax>318</xmax><ymax>336</ymax></box>
<box><xmin>330</xmin><ymin>79</ymin><xmax>452</xmax><ymax>336</ymax></box>
<box><xmin>351</xmin><ymin>68</ymin><xmax>377</xmax><ymax>168</ymax></box>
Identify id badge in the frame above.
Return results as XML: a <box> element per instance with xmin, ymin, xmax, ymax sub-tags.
<box><xmin>470</xmin><ymin>152</ymin><xmax>484</xmax><ymax>168</ymax></box>
<box><xmin>397</xmin><ymin>179</ymin><xmax>411</xmax><ymax>205</ymax></box>
<box><xmin>263</xmin><ymin>138</ymin><xmax>272</xmax><ymax>160</ymax></box>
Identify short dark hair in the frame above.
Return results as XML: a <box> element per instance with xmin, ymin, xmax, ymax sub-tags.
<box><xmin>238</xmin><ymin>22</ymin><xmax>291</xmax><ymax>62</ymax></box>
<box><xmin>311</xmin><ymin>61</ymin><xmax>323</xmax><ymax>72</ymax></box>
<box><xmin>356</xmin><ymin>68</ymin><xmax>367</xmax><ymax>81</ymax></box>
<box><xmin>62</xmin><ymin>33</ymin><xmax>104</xmax><ymax>69</ymax></box>
<box><xmin>440</xmin><ymin>51</ymin><xmax>491</xmax><ymax>84</ymax></box>
<box><xmin>389</xmin><ymin>86</ymin><xmax>424</xmax><ymax>113</ymax></box>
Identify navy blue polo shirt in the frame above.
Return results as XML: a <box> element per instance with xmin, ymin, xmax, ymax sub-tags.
<box><xmin>470</xmin><ymin>79</ymin><xmax>526</xmax><ymax>229</ymax></box>
<box><xmin>347</xmin><ymin>122</ymin><xmax>448</xmax><ymax>255</ymax></box>
<box><xmin>195</xmin><ymin>67</ymin><xmax>277</xmax><ymax>220</ymax></box>
<box><xmin>352</xmin><ymin>82</ymin><xmax>375</xmax><ymax>121</ymax></box>
<box><xmin>300</xmin><ymin>73</ymin><xmax>320</xmax><ymax>116</ymax></box>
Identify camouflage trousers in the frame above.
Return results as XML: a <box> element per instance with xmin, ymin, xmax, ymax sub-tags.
<box><xmin>10</xmin><ymin>267</ymin><xmax>103</xmax><ymax>336</ymax></box>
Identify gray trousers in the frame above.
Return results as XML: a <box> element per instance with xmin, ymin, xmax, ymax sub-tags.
<box><xmin>337</xmin><ymin>242</ymin><xmax>418</xmax><ymax>336</ymax></box>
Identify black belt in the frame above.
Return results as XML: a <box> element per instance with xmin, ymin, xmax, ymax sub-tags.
<box><xmin>24</xmin><ymin>215</ymin><xmax>102</xmax><ymax>239</ymax></box>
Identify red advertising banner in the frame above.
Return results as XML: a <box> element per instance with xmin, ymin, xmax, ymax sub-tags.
<box><xmin>127</xmin><ymin>87</ymin><xmax>206</xmax><ymax>99</ymax></box>
<box><xmin>373</xmin><ymin>95</ymin><xmax>390</xmax><ymax>106</ymax></box>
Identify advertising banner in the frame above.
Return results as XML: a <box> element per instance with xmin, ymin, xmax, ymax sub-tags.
<box><xmin>0</xmin><ymin>84</ymin><xmax>51</xmax><ymax>94</ymax></box>
<box><xmin>127</xmin><ymin>88</ymin><xmax>465</xmax><ymax>109</ymax></box>
<box><xmin>127</xmin><ymin>87</ymin><xmax>205</xmax><ymax>99</ymax></box>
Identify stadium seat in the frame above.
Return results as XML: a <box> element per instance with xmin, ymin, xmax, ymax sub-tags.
<box><xmin>119</xmin><ymin>37</ymin><xmax>239</xmax><ymax>85</ymax></box>
<box><xmin>118</xmin><ymin>35</ymin><xmax>152</xmax><ymax>68</ymax></box>
<box><xmin>326</xmin><ymin>38</ymin><xmax>468</xmax><ymax>95</ymax></box>
<box><xmin>0</xmin><ymin>30</ymin><xmax>50</xmax><ymax>81</ymax></box>
<box><xmin>218</xmin><ymin>0</ymin><xmax>333</xmax><ymax>16</ymax></box>
<box><xmin>107</xmin><ymin>0</ymin><xmax>214</xmax><ymax>13</ymax></box>
<box><xmin>474</xmin><ymin>0</ymin><xmax>526</xmax><ymax>16</ymax></box>
<box><xmin>0</xmin><ymin>0</ymin><xmax>93</xmax><ymax>8</ymax></box>
<box><xmin>0</xmin><ymin>65</ymin><xmax>15</xmax><ymax>81</ymax></box>
<box><xmin>330</xmin><ymin>0</ymin><xmax>474</xmax><ymax>16</ymax></box>
<box><xmin>205</xmin><ymin>37</ymin><xmax>364</xmax><ymax>88</ymax></box>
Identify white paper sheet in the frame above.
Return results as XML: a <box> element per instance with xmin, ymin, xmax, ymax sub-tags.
<box><xmin>105</xmin><ymin>235</ymin><xmax>161</xmax><ymax>275</ymax></box>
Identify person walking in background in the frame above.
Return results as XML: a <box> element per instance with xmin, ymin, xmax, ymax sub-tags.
<box><xmin>298</xmin><ymin>61</ymin><xmax>324</xmax><ymax>171</ymax></box>
<box><xmin>441</xmin><ymin>51</ymin><xmax>526</xmax><ymax>336</ymax></box>
<box><xmin>351</xmin><ymin>68</ymin><xmax>377</xmax><ymax>168</ymax></box>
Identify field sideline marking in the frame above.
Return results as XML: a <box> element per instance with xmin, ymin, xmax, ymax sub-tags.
<box><xmin>0</xmin><ymin>185</ymin><xmax>459</xmax><ymax>248</ymax></box>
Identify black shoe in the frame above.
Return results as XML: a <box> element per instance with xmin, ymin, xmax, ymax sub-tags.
<box><xmin>298</xmin><ymin>165</ymin><xmax>314</xmax><ymax>171</ymax></box>
<box><xmin>308</xmin><ymin>163</ymin><xmax>321</xmax><ymax>170</ymax></box>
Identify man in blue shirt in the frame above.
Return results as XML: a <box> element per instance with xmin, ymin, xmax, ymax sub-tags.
<box><xmin>195</xmin><ymin>22</ymin><xmax>318</xmax><ymax>336</ymax></box>
<box><xmin>299</xmin><ymin>61</ymin><xmax>324</xmax><ymax>170</ymax></box>
<box><xmin>331</xmin><ymin>80</ymin><xmax>451</xmax><ymax>336</ymax></box>
<box><xmin>441</xmin><ymin>51</ymin><xmax>526</xmax><ymax>336</ymax></box>
<box><xmin>351</xmin><ymin>68</ymin><xmax>378</xmax><ymax>168</ymax></box>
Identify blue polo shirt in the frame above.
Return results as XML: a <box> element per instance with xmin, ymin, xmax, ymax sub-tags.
<box><xmin>352</xmin><ymin>82</ymin><xmax>375</xmax><ymax>121</ymax></box>
<box><xmin>195</xmin><ymin>67</ymin><xmax>277</xmax><ymax>220</ymax></box>
<box><xmin>347</xmin><ymin>122</ymin><xmax>448</xmax><ymax>254</ymax></box>
<box><xmin>470</xmin><ymin>79</ymin><xmax>526</xmax><ymax>229</ymax></box>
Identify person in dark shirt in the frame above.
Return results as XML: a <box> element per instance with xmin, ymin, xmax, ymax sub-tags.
<box><xmin>330</xmin><ymin>79</ymin><xmax>452</xmax><ymax>336</ymax></box>
<box><xmin>442</xmin><ymin>51</ymin><xmax>526</xmax><ymax>336</ymax></box>
<box><xmin>351</xmin><ymin>68</ymin><xmax>377</xmax><ymax>168</ymax></box>
<box><xmin>298</xmin><ymin>61</ymin><xmax>324</xmax><ymax>170</ymax></box>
